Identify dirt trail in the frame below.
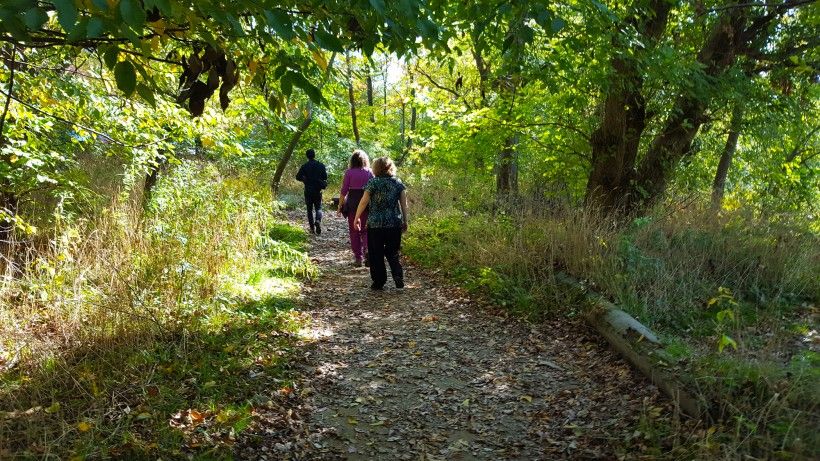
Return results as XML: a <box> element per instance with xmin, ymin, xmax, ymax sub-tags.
<box><xmin>242</xmin><ymin>213</ymin><xmax>672</xmax><ymax>460</ymax></box>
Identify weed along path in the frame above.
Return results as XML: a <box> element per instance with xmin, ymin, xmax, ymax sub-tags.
<box><xmin>241</xmin><ymin>213</ymin><xmax>674</xmax><ymax>460</ymax></box>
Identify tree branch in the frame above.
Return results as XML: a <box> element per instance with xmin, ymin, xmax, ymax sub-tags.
<box><xmin>0</xmin><ymin>89</ymin><xmax>170</xmax><ymax>149</ymax></box>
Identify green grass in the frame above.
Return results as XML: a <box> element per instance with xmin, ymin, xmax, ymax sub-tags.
<box><xmin>0</xmin><ymin>163</ymin><xmax>317</xmax><ymax>459</ymax></box>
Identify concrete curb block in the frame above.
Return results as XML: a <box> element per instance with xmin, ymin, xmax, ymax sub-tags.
<box><xmin>553</xmin><ymin>272</ymin><xmax>711</xmax><ymax>420</ymax></box>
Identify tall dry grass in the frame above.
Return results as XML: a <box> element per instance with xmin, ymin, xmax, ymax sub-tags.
<box><xmin>404</xmin><ymin>183</ymin><xmax>819</xmax><ymax>458</ymax></box>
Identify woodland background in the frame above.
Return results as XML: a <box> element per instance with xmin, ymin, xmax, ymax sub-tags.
<box><xmin>0</xmin><ymin>0</ymin><xmax>817</xmax><ymax>458</ymax></box>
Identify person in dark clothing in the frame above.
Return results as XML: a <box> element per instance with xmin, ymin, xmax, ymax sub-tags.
<box><xmin>295</xmin><ymin>149</ymin><xmax>328</xmax><ymax>235</ymax></box>
<box><xmin>353</xmin><ymin>156</ymin><xmax>408</xmax><ymax>290</ymax></box>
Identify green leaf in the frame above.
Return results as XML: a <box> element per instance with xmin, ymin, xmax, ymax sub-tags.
<box><xmin>717</xmin><ymin>334</ymin><xmax>738</xmax><ymax>353</ymax></box>
<box><xmin>369</xmin><ymin>0</ymin><xmax>386</xmax><ymax>15</ymax></box>
<box><xmin>114</xmin><ymin>60</ymin><xmax>137</xmax><ymax>97</ymax></box>
<box><xmin>264</xmin><ymin>10</ymin><xmax>293</xmax><ymax>40</ymax></box>
<box><xmin>102</xmin><ymin>46</ymin><xmax>119</xmax><ymax>70</ymax></box>
<box><xmin>120</xmin><ymin>0</ymin><xmax>147</xmax><ymax>29</ymax></box>
<box><xmin>87</xmin><ymin>17</ymin><xmax>105</xmax><ymax>38</ymax></box>
<box><xmin>52</xmin><ymin>0</ymin><xmax>78</xmax><ymax>33</ymax></box>
<box><xmin>551</xmin><ymin>18</ymin><xmax>566</xmax><ymax>35</ymax></box>
<box><xmin>314</xmin><ymin>28</ymin><xmax>344</xmax><ymax>52</ymax></box>
<box><xmin>280</xmin><ymin>72</ymin><xmax>294</xmax><ymax>98</ymax></box>
<box><xmin>144</xmin><ymin>0</ymin><xmax>172</xmax><ymax>16</ymax></box>
<box><xmin>136</xmin><ymin>83</ymin><xmax>156</xmax><ymax>107</ymax></box>
<box><xmin>22</xmin><ymin>7</ymin><xmax>48</xmax><ymax>30</ymax></box>
<box><xmin>66</xmin><ymin>17</ymin><xmax>88</xmax><ymax>42</ymax></box>
<box><xmin>91</xmin><ymin>0</ymin><xmax>109</xmax><ymax>11</ymax></box>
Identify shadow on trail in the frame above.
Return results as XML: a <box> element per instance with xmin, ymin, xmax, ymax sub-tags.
<box><xmin>0</xmin><ymin>292</ymin><xmax>307</xmax><ymax>460</ymax></box>
<box><xmin>288</xmin><ymin>213</ymin><xmax>675</xmax><ymax>460</ymax></box>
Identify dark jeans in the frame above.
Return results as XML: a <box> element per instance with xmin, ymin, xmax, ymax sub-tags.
<box><xmin>304</xmin><ymin>191</ymin><xmax>322</xmax><ymax>230</ymax></box>
<box><xmin>367</xmin><ymin>227</ymin><xmax>403</xmax><ymax>288</ymax></box>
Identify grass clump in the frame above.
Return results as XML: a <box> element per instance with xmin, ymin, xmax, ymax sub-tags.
<box><xmin>0</xmin><ymin>161</ymin><xmax>315</xmax><ymax>459</ymax></box>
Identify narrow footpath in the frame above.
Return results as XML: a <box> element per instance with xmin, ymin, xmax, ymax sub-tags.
<box><xmin>240</xmin><ymin>213</ymin><xmax>673</xmax><ymax>460</ymax></box>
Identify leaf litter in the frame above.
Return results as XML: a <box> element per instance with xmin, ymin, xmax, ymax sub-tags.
<box><xmin>235</xmin><ymin>214</ymin><xmax>679</xmax><ymax>459</ymax></box>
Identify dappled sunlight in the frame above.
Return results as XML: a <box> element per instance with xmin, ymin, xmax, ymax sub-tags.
<box><xmin>290</xmin><ymin>213</ymin><xmax>672</xmax><ymax>459</ymax></box>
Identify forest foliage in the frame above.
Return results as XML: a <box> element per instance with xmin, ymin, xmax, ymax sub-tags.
<box><xmin>1</xmin><ymin>0</ymin><xmax>818</xmax><ymax>458</ymax></box>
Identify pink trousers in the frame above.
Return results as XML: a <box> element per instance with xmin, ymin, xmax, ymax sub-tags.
<box><xmin>347</xmin><ymin>211</ymin><xmax>368</xmax><ymax>260</ymax></box>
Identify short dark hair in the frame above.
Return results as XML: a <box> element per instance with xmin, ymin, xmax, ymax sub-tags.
<box><xmin>306</xmin><ymin>149</ymin><xmax>316</xmax><ymax>159</ymax></box>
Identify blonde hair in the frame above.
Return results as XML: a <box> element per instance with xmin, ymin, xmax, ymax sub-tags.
<box><xmin>372</xmin><ymin>156</ymin><xmax>396</xmax><ymax>177</ymax></box>
<box><xmin>349</xmin><ymin>149</ymin><xmax>370</xmax><ymax>169</ymax></box>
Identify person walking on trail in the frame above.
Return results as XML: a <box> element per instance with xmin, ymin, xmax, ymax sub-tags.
<box><xmin>338</xmin><ymin>149</ymin><xmax>375</xmax><ymax>267</ymax></box>
<box><xmin>295</xmin><ymin>148</ymin><xmax>328</xmax><ymax>235</ymax></box>
<box><xmin>354</xmin><ymin>157</ymin><xmax>408</xmax><ymax>290</ymax></box>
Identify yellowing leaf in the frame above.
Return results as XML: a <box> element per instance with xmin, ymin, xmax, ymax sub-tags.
<box><xmin>45</xmin><ymin>402</ymin><xmax>61</xmax><ymax>414</ymax></box>
<box><xmin>347</xmin><ymin>417</ymin><xmax>358</xmax><ymax>425</ymax></box>
<box><xmin>520</xmin><ymin>395</ymin><xmax>533</xmax><ymax>403</ymax></box>
<box><xmin>312</xmin><ymin>50</ymin><xmax>328</xmax><ymax>71</ymax></box>
<box><xmin>76</xmin><ymin>421</ymin><xmax>92</xmax><ymax>432</ymax></box>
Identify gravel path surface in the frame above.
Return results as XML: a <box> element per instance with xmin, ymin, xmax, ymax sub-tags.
<box><xmin>239</xmin><ymin>213</ymin><xmax>673</xmax><ymax>460</ymax></box>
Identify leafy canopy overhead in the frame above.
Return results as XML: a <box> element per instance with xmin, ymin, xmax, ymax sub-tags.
<box><xmin>0</xmin><ymin>0</ymin><xmax>444</xmax><ymax>112</ymax></box>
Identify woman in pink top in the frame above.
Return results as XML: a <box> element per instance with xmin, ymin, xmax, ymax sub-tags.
<box><xmin>338</xmin><ymin>150</ymin><xmax>375</xmax><ymax>266</ymax></box>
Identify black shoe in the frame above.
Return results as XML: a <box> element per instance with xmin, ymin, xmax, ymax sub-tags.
<box><xmin>309</xmin><ymin>225</ymin><xmax>315</xmax><ymax>234</ymax></box>
<box><xmin>395</xmin><ymin>279</ymin><xmax>404</xmax><ymax>289</ymax></box>
<box><xmin>370</xmin><ymin>284</ymin><xmax>384</xmax><ymax>291</ymax></box>
<box><xmin>364</xmin><ymin>253</ymin><xmax>370</xmax><ymax>267</ymax></box>
<box><xmin>315</xmin><ymin>223</ymin><xmax>322</xmax><ymax>235</ymax></box>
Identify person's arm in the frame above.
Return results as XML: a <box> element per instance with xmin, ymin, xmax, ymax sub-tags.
<box><xmin>320</xmin><ymin>163</ymin><xmax>328</xmax><ymax>182</ymax></box>
<box><xmin>399</xmin><ymin>189</ymin><xmax>409</xmax><ymax>232</ymax></box>
<box><xmin>354</xmin><ymin>191</ymin><xmax>371</xmax><ymax>231</ymax></box>
<box><xmin>295</xmin><ymin>164</ymin><xmax>305</xmax><ymax>182</ymax></box>
<box><xmin>339</xmin><ymin>171</ymin><xmax>350</xmax><ymax>212</ymax></box>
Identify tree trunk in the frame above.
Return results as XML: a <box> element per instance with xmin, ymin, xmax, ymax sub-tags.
<box><xmin>711</xmin><ymin>104</ymin><xmax>743</xmax><ymax>210</ymax></box>
<box><xmin>346</xmin><ymin>53</ymin><xmax>361</xmax><ymax>146</ymax></box>
<box><xmin>0</xmin><ymin>45</ymin><xmax>17</xmax><ymax>248</ymax></box>
<box><xmin>382</xmin><ymin>58</ymin><xmax>388</xmax><ymax>117</ymax></box>
<box><xmin>400</xmin><ymin>101</ymin><xmax>406</xmax><ymax>147</ymax></box>
<box><xmin>585</xmin><ymin>0</ymin><xmax>673</xmax><ymax>210</ymax></box>
<box><xmin>631</xmin><ymin>6</ymin><xmax>748</xmax><ymax>210</ymax></box>
<box><xmin>271</xmin><ymin>103</ymin><xmax>314</xmax><ymax>196</ymax></box>
<box><xmin>366</xmin><ymin>72</ymin><xmax>375</xmax><ymax>123</ymax></box>
<box><xmin>270</xmin><ymin>52</ymin><xmax>336</xmax><ymax>197</ymax></box>
<box><xmin>142</xmin><ymin>154</ymin><xmax>167</xmax><ymax>209</ymax></box>
<box><xmin>496</xmin><ymin>135</ymin><xmax>519</xmax><ymax>195</ymax></box>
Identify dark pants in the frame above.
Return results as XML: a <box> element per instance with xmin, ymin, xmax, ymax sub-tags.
<box><xmin>305</xmin><ymin>191</ymin><xmax>322</xmax><ymax>230</ymax></box>
<box><xmin>367</xmin><ymin>227</ymin><xmax>403</xmax><ymax>288</ymax></box>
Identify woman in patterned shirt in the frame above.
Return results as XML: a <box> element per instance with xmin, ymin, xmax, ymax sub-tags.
<box><xmin>354</xmin><ymin>157</ymin><xmax>408</xmax><ymax>290</ymax></box>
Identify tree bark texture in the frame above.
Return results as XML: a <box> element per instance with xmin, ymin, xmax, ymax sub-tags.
<box><xmin>711</xmin><ymin>104</ymin><xmax>743</xmax><ymax>209</ymax></box>
<box><xmin>346</xmin><ymin>53</ymin><xmax>361</xmax><ymax>146</ymax></box>
<box><xmin>366</xmin><ymin>72</ymin><xmax>375</xmax><ymax>123</ymax></box>
<box><xmin>271</xmin><ymin>103</ymin><xmax>314</xmax><ymax>196</ymax></box>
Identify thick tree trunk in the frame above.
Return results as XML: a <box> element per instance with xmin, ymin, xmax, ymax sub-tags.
<box><xmin>271</xmin><ymin>104</ymin><xmax>314</xmax><ymax>196</ymax></box>
<box><xmin>711</xmin><ymin>104</ymin><xmax>743</xmax><ymax>209</ymax></box>
<box><xmin>496</xmin><ymin>135</ymin><xmax>519</xmax><ymax>195</ymax></box>
<box><xmin>346</xmin><ymin>53</ymin><xmax>361</xmax><ymax>146</ymax></box>
<box><xmin>631</xmin><ymin>6</ymin><xmax>748</xmax><ymax>210</ymax></box>
<box><xmin>585</xmin><ymin>0</ymin><xmax>672</xmax><ymax>210</ymax></box>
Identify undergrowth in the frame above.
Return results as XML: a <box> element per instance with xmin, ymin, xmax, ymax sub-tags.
<box><xmin>404</xmin><ymin>183</ymin><xmax>819</xmax><ymax>460</ymax></box>
<box><xmin>0</xmin><ymin>162</ymin><xmax>315</xmax><ymax>459</ymax></box>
